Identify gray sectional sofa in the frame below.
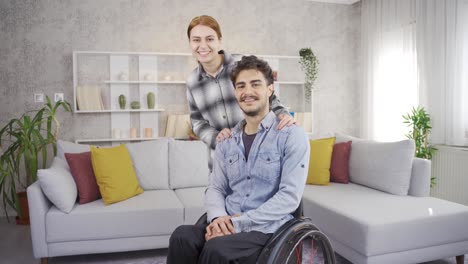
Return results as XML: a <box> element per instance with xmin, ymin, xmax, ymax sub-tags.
<box><xmin>303</xmin><ymin>133</ymin><xmax>468</xmax><ymax>264</ymax></box>
<box><xmin>28</xmin><ymin>135</ymin><xmax>468</xmax><ymax>264</ymax></box>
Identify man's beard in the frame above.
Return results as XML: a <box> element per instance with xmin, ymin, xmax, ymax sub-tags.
<box><xmin>242</xmin><ymin>108</ymin><xmax>261</xmax><ymax>117</ymax></box>
<box><xmin>240</xmin><ymin>96</ymin><xmax>268</xmax><ymax>117</ymax></box>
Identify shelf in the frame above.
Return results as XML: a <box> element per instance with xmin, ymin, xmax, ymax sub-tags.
<box><xmin>73</xmin><ymin>50</ymin><xmax>301</xmax><ymax>59</ymax></box>
<box><xmin>73</xmin><ymin>50</ymin><xmax>306</xmax><ymax>143</ymax></box>
<box><xmin>275</xmin><ymin>81</ymin><xmax>304</xmax><ymax>85</ymax></box>
<box><xmin>103</xmin><ymin>80</ymin><xmax>302</xmax><ymax>85</ymax></box>
<box><xmin>75</xmin><ymin>108</ymin><xmax>165</xmax><ymax>113</ymax></box>
<box><xmin>74</xmin><ymin>51</ymin><xmax>193</xmax><ymax>56</ymax></box>
<box><xmin>104</xmin><ymin>80</ymin><xmax>186</xmax><ymax>84</ymax></box>
<box><xmin>75</xmin><ymin>137</ymin><xmax>160</xmax><ymax>144</ymax></box>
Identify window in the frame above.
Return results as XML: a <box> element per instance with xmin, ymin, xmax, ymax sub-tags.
<box><xmin>372</xmin><ymin>24</ymin><xmax>418</xmax><ymax>142</ymax></box>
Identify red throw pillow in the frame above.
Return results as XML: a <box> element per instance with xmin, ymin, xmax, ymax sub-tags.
<box><xmin>330</xmin><ymin>141</ymin><xmax>352</xmax><ymax>184</ymax></box>
<box><xmin>65</xmin><ymin>152</ymin><xmax>101</xmax><ymax>204</ymax></box>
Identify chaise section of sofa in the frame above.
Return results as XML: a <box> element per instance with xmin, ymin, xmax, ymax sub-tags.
<box><xmin>302</xmin><ymin>134</ymin><xmax>468</xmax><ymax>264</ymax></box>
<box><xmin>303</xmin><ymin>183</ymin><xmax>468</xmax><ymax>264</ymax></box>
<box><xmin>28</xmin><ymin>138</ymin><xmax>209</xmax><ymax>260</ymax></box>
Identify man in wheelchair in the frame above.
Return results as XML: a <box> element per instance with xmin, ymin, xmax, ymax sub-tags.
<box><xmin>167</xmin><ymin>55</ymin><xmax>310</xmax><ymax>264</ymax></box>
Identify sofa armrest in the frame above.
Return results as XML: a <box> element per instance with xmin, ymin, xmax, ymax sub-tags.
<box><xmin>408</xmin><ymin>158</ymin><xmax>431</xmax><ymax>197</ymax></box>
<box><xmin>27</xmin><ymin>181</ymin><xmax>51</xmax><ymax>258</ymax></box>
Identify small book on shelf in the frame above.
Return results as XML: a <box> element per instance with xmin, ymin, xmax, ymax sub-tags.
<box><xmin>294</xmin><ymin>112</ymin><xmax>312</xmax><ymax>133</ymax></box>
<box><xmin>76</xmin><ymin>85</ymin><xmax>104</xmax><ymax>111</ymax></box>
<box><xmin>165</xmin><ymin>114</ymin><xmax>191</xmax><ymax>139</ymax></box>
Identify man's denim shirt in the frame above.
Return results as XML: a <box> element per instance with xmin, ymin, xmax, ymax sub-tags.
<box><xmin>205</xmin><ymin>111</ymin><xmax>310</xmax><ymax>234</ymax></box>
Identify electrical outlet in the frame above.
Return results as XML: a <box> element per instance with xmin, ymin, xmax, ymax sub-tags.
<box><xmin>34</xmin><ymin>93</ymin><xmax>44</xmax><ymax>103</ymax></box>
<box><xmin>54</xmin><ymin>93</ymin><xmax>64</xmax><ymax>102</ymax></box>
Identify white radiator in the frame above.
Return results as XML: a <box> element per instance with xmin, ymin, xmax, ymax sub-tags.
<box><xmin>430</xmin><ymin>145</ymin><xmax>468</xmax><ymax>206</ymax></box>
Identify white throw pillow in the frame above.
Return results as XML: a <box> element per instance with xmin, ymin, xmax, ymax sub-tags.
<box><xmin>335</xmin><ymin>132</ymin><xmax>415</xmax><ymax>196</ymax></box>
<box><xmin>169</xmin><ymin>139</ymin><xmax>209</xmax><ymax>189</ymax></box>
<box><xmin>126</xmin><ymin>139</ymin><xmax>170</xmax><ymax>190</ymax></box>
<box><xmin>37</xmin><ymin>157</ymin><xmax>77</xmax><ymax>213</ymax></box>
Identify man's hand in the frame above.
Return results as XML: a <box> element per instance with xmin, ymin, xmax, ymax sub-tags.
<box><xmin>276</xmin><ymin>114</ymin><xmax>296</xmax><ymax>130</ymax></box>
<box><xmin>205</xmin><ymin>215</ymin><xmax>236</xmax><ymax>241</ymax></box>
<box><xmin>216</xmin><ymin>128</ymin><xmax>232</xmax><ymax>143</ymax></box>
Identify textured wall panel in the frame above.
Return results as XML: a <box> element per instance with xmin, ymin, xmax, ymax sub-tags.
<box><xmin>0</xmin><ymin>0</ymin><xmax>361</xmax><ymax>215</ymax></box>
<box><xmin>0</xmin><ymin>0</ymin><xmax>361</xmax><ymax>137</ymax></box>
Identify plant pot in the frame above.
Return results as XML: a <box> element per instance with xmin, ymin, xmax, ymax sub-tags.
<box><xmin>15</xmin><ymin>191</ymin><xmax>30</xmax><ymax>225</ymax></box>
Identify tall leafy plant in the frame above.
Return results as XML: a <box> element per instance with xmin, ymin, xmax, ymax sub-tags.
<box><xmin>299</xmin><ymin>48</ymin><xmax>319</xmax><ymax>102</ymax></box>
<box><xmin>403</xmin><ymin>106</ymin><xmax>437</xmax><ymax>186</ymax></box>
<box><xmin>0</xmin><ymin>96</ymin><xmax>71</xmax><ymax>220</ymax></box>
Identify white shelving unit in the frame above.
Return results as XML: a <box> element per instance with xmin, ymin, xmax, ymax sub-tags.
<box><xmin>75</xmin><ymin>137</ymin><xmax>160</xmax><ymax>144</ymax></box>
<box><xmin>103</xmin><ymin>80</ymin><xmax>186</xmax><ymax>84</ymax></box>
<box><xmin>73</xmin><ymin>51</ymin><xmax>196</xmax><ymax>144</ymax></box>
<box><xmin>73</xmin><ymin>51</ymin><xmax>307</xmax><ymax>144</ymax></box>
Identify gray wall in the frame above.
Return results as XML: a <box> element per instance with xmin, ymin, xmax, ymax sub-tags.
<box><xmin>1</xmin><ymin>0</ymin><xmax>361</xmax><ymax>138</ymax></box>
<box><xmin>0</xmin><ymin>0</ymin><xmax>360</xmax><ymax>215</ymax></box>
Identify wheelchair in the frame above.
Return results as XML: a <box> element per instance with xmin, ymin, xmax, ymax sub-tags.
<box><xmin>196</xmin><ymin>201</ymin><xmax>336</xmax><ymax>264</ymax></box>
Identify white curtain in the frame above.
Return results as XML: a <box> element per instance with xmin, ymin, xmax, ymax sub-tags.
<box><xmin>416</xmin><ymin>0</ymin><xmax>468</xmax><ymax>146</ymax></box>
<box><xmin>361</xmin><ymin>0</ymin><xmax>418</xmax><ymax>141</ymax></box>
<box><xmin>362</xmin><ymin>0</ymin><xmax>468</xmax><ymax>145</ymax></box>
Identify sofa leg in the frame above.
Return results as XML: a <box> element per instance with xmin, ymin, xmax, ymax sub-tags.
<box><xmin>41</xmin><ymin>257</ymin><xmax>48</xmax><ymax>264</ymax></box>
<box><xmin>456</xmin><ymin>255</ymin><xmax>464</xmax><ymax>264</ymax></box>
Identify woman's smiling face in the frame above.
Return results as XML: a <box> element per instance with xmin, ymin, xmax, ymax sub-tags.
<box><xmin>189</xmin><ymin>25</ymin><xmax>222</xmax><ymax>64</ymax></box>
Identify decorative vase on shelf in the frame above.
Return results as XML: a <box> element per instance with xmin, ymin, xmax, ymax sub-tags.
<box><xmin>144</xmin><ymin>73</ymin><xmax>153</xmax><ymax>81</ymax></box>
<box><xmin>147</xmin><ymin>92</ymin><xmax>155</xmax><ymax>109</ymax></box>
<box><xmin>131</xmin><ymin>101</ymin><xmax>141</xmax><ymax>109</ymax></box>
<box><xmin>118</xmin><ymin>72</ymin><xmax>128</xmax><ymax>81</ymax></box>
<box><xmin>118</xmin><ymin>94</ymin><xmax>126</xmax><ymax>109</ymax></box>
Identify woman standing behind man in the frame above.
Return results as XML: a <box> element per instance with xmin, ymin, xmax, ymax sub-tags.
<box><xmin>186</xmin><ymin>15</ymin><xmax>294</xmax><ymax>150</ymax></box>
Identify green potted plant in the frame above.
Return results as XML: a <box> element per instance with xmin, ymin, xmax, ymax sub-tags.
<box><xmin>0</xmin><ymin>96</ymin><xmax>71</xmax><ymax>223</ymax></box>
<box><xmin>299</xmin><ymin>48</ymin><xmax>319</xmax><ymax>102</ymax></box>
<box><xmin>403</xmin><ymin>106</ymin><xmax>437</xmax><ymax>187</ymax></box>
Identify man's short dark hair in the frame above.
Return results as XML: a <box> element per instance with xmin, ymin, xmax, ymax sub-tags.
<box><xmin>230</xmin><ymin>55</ymin><xmax>275</xmax><ymax>104</ymax></box>
<box><xmin>230</xmin><ymin>56</ymin><xmax>274</xmax><ymax>86</ymax></box>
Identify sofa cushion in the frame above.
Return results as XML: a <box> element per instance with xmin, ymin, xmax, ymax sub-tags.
<box><xmin>46</xmin><ymin>190</ymin><xmax>183</xmax><ymax>242</ymax></box>
<box><xmin>306</xmin><ymin>137</ymin><xmax>336</xmax><ymax>185</ymax></box>
<box><xmin>408</xmin><ymin>158</ymin><xmax>431</xmax><ymax>197</ymax></box>
<box><xmin>126</xmin><ymin>139</ymin><xmax>170</xmax><ymax>190</ymax></box>
<box><xmin>65</xmin><ymin>152</ymin><xmax>101</xmax><ymax>204</ymax></box>
<box><xmin>91</xmin><ymin>145</ymin><xmax>143</xmax><ymax>205</ymax></box>
<box><xmin>174</xmin><ymin>187</ymin><xmax>206</xmax><ymax>224</ymax></box>
<box><xmin>302</xmin><ymin>183</ymin><xmax>468</xmax><ymax>257</ymax></box>
<box><xmin>335</xmin><ymin>133</ymin><xmax>415</xmax><ymax>195</ymax></box>
<box><xmin>37</xmin><ymin>157</ymin><xmax>77</xmax><ymax>213</ymax></box>
<box><xmin>57</xmin><ymin>140</ymin><xmax>91</xmax><ymax>164</ymax></box>
<box><xmin>169</xmin><ymin>139</ymin><xmax>209</xmax><ymax>189</ymax></box>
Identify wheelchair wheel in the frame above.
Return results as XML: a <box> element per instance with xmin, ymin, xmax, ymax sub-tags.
<box><xmin>257</xmin><ymin>218</ymin><xmax>336</xmax><ymax>264</ymax></box>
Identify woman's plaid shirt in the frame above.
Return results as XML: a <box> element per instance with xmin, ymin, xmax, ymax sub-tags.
<box><xmin>186</xmin><ymin>50</ymin><xmax>289</xmax><ymax>150</ymax></box>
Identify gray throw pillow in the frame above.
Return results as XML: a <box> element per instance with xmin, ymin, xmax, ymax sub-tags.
<box><xmin>169</xmin><ymin>139</ymin><xmax>209</xmax><ymax>189</ymax></box>
<box><xmin>126</xmin><ymin>139</ymin><xmax>170</xmax><ymax>190</ymax></box>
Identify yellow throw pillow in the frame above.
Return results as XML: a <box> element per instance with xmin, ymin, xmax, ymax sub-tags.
<box><xmin>307</xmin><ymin>137</ymin><xmax>336</xmax><ymax>185</ymax></box>
<box><xmin>91</xmin><ymin>145</ymin><xmax>143</xmax><ymax>205</ymax></box>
